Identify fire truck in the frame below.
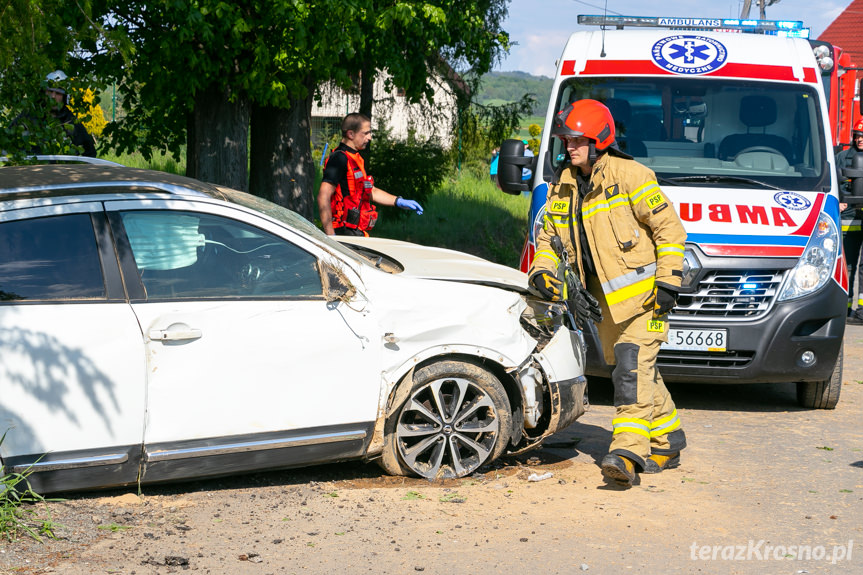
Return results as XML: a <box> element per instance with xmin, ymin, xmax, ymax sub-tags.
<box><xmin>810</xmin><ymin>39</ymin><xmax>861</xmax><ymax>150</ymax></box>
<box><xmin>497</xmin><ymin>15</ymin><xmax>861</xmax><ymax>408</ymax></box>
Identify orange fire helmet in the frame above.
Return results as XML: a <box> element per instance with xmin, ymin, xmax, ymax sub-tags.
<box><xmin>551</xmin><ymin>99</ymin><xmax>616</xmax><ymax>151</ymax></box>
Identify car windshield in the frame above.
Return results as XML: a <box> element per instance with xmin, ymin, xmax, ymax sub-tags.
<box><xmin>553</xmin><ymin>77</ymin><xmax>829</xmax><ymax>191</ymax></box>
<box><xmin>211</xmin><ymin>187</ymin><xmax>368</xmax><ymax>266</ymax></box>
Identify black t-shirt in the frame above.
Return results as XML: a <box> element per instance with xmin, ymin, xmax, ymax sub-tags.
<box><xmin>322</xmin><ymin>143</ymin><xmax>360</xmax><ymax>197</ymax></box>
<box><xmin>575</xmin><ymin>171</ymin><xmax>597</xmax><ymax>276</ymax></box>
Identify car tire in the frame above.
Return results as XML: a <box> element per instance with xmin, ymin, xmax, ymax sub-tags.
<box><xmin>380</xmin><ymin>360</ymin><xmax>512</xmax><ymax>479</ymax></box>
<box><xmin>796</xmin><ymin>343</ymin><xmax>842</xmax><ymax>409</ymax></box>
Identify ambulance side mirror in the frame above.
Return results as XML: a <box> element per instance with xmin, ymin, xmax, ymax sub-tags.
<box><xmin>497</xmin><ymin>139</ymin><xmax>534</xmax><ymax>195</ymax></box>
<box><xmin>840</xmin><ymin>150</ymin><xmax>863</xmax><ymax>206</ymax></box>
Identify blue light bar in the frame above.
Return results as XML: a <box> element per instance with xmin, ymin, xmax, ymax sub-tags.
<box><xmin>577</xmin><ymin>14</ymin><xmax>808</xmax><ymax>35</ymax></box>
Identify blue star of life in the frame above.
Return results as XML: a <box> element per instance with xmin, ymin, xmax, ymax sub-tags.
<box><xmin>773</xmin><ymin>191</ymin><xmax>811</xmax><ymax>211</ymax></box>
<box><xmin>652</xmin><ymin>35</ymin><xmax>728</xmax><ymax>75</ymax></box>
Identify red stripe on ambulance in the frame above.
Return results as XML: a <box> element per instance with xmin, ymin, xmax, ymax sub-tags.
<box><xmin>562</xmin><ymin>60</ymin><xmax>818</xmax><ymax>83</ymax></box>
<box><xmin>699</xmin><ymin>244</ymin><xmax>805</xmax><ymax>257</ymax></box>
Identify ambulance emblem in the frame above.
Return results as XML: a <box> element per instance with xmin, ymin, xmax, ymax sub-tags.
<box><xmin>773</xmin><ymin>191</ymin><xmax>811</xmax><ymax>211</ymax></box>
<box><xmin>652</xmin><ymin>35</ymin><xmax>727</xmax><ymax>75</ymax></box>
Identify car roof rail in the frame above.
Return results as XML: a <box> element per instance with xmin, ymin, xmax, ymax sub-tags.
<box><xmin>0</xmin><ymin>155</ymin><xmax>123</xmax><ymax>167</ymax></box>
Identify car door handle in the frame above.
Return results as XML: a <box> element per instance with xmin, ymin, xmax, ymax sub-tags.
<box><xmin>148</xmin><ymin>326</ymin><xmax>203</xmax><ymax>342</ymax></box>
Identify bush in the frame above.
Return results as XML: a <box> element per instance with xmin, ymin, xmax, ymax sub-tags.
<box><xmin>368</xmin><ymin>131</ymin><xmax>448</xmax><ymax>214</ymax></box>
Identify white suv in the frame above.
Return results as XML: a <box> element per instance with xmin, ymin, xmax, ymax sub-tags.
<box><xmin>0</xmin><ymin>163</ymin><xmax>587</xmax><ymax>493</ymax></box>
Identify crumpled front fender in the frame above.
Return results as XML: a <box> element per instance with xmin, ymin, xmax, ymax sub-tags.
<box><xmin>509</xmin><ymin>326</ymin><xmax>589</xmax><ymax>455</ymax></box>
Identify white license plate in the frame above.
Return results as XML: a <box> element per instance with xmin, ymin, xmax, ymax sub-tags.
<box><xmin>662</xmin><ymin>328</ymin><xmax>727</xmax><ymax>352</ymax></box>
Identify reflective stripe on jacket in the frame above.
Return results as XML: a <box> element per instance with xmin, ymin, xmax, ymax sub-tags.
<box><xmin>529</xmin><ymin>153</ymin><xmax>687</xmax><ymax>324</ymax></box>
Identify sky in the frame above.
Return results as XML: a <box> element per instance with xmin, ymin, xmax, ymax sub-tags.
<box><xmin>496</xmin><ymin>0</ymin><xmax>857</xmax><ymax>77</ymax></box>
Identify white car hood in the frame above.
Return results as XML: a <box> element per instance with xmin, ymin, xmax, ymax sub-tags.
<box><xmin>336</xmin><ymin>236</ymin><xmax>529</xmax><ymax>292</ymax></box>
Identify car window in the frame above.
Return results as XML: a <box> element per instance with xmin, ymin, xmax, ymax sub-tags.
<box><xmin>214</xmin><ymin>187</ymin><xmax>369</xmax><ymax>267</ymax></box>
<box><xmin>0</xmin><ymin>213</ymin><xmax>105</xmax><ymax>301</ymax></box>
<box><xmin>119</xmin><ymin>210</ymin><xmax>322</xmax><ymax>299</ymax></box>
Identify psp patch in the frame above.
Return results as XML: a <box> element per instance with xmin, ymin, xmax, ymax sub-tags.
<box><xmin>550</xmin><ymin>200</ymin><xmax>570</xmax><ymax>213</ymax></box>
<box><xmin>646</xmin><ymin>192</ymin><xmax>666</xmax><ymax>209</ymax></box>
<box><xmin>647</xmin><ymin>319</ymin><xmax>666</xmax><ymax>333</ymax></box>
<box><xmin>652</xmin><ymin>35</ymin><xmax>728</xmax><ymax>75</ymax></box>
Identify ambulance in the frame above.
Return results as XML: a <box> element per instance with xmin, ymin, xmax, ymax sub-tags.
<box><xmin>497</xmin><ymin>16</ymin><xmax>856</xmax><ymax>408</ymax></box>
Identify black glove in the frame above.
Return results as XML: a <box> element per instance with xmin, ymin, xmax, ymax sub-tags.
<box><xmin>530</xmin><ymin>271</ymin><xmax>563</xmax><ymax>301</ymax></box>
<box><xmin>568</xmin><ymin>278</ymin><xmax>603</xmax><ymax>329</ymax></box>
<box><xmin>653</xmin><ymin>282</ymin><xmax>680</xmax><ymax>317</ymax></box>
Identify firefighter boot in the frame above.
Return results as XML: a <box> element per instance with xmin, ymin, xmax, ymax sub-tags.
<box><xmin>642</xmin><ymin>452</ymin><xmax>681</xmax><ymax>474</ymax></box>
<box><xmin>601</xmin><ymin>453</ymin><xmax>636</xmax><ymax>484</ymax></box>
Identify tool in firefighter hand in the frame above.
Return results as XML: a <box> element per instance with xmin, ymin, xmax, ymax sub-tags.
<box><xmin>549</xmin><ymin>235</ymin><xmax>602</xmax><ymax>330</ymax></box>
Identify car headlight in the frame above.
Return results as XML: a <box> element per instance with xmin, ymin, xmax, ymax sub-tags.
<box><xmin>778</xmin><ymin>212</ymin><xmax>839</xmax><ymax>301</ymax></box>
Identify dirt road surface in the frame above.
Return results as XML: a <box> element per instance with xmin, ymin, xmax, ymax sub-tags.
<box><xmin>3</xmin><ymin>326</ymin><xmax>862</xmax><ymax>575</ymax></box>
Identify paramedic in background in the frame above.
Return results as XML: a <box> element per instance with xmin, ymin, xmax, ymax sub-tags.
<box><xmin>528</xmin><ymin>99</ymin><xmax>687</xmax><ymax>486</ymax></box>
<box><xmin>836</xmin><ymin>119</ymin><xmax>863</xmax><ymax>324</ymax></box>
<box><xmin>317</xmin><ymin>113</ymin><xmax>423</xmax><ymax>236</ymax></box>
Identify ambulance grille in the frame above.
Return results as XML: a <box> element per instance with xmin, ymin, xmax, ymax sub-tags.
<box><xmin>657</xmin><ymin>349</ymin><xmax>755</xmax><ymax>368</ymax></box>
<box><xmin>672</xmin><ymin>270</ymin><xmax>786</xmax><ymax>319</ymax></box>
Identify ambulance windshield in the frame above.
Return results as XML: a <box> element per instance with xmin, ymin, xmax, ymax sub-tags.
<box><xmin>554</xmin><ymin>77</ymin><xmax>828</xmax><ymax>191</ymax></box>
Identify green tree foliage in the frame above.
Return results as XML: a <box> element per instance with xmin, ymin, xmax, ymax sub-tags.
<box><xmin>72</xmin><ymin>1</ymin><xmax>510</xmax><ymax>217</ymax></box>
<box><xmin>2</xmin><ymin>2</ymin><xmax>516</xmax><ymax>219</ymax></box>
<box><xmin>455</xmin><ymin>94</ymin><xmax>536</xmax><ymax>177</ymax></box>
<box><xmin>355</xmin><ymin>1</ymin><xmax>510</xmax><ymax>114</ymax></box>
<box><xmin>0</xmin><ymin>0</ymin><xmax>98</xmax><ymax>160</ymax></box>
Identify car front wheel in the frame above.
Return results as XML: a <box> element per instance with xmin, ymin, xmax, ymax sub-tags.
<box><xmin>380</xmin><ymin>360</ymin><xmax>512</xmax><ymax>479</ymax></box>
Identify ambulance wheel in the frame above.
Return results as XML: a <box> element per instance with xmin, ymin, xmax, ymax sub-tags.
<box><xmin>379</xmin><ymin>360</ymin><xmax>512</xmax><ymax>479</ymax></box>
<box><xmin>796</xmin><ymin>343</ymin><xmax>842</xmax><ymax>409</ymax></box>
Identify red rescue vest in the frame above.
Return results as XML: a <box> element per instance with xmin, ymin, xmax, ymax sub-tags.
<box><xmin>326</xmin><ymin>149</ymin><xmax>377</xmax><ymax>233</ymax></box>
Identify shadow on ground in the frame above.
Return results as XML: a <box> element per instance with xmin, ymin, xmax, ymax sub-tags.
<box><xmin>585</xmin><ymin>376</ymin><xmax>801</xmax><ymax>413</ymax></box>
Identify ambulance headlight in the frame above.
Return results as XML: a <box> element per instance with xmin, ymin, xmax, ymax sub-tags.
<box><xmin>779</xmin><ymin>213</ymin><xmax>839</xmax><ymax>301</ymax></box>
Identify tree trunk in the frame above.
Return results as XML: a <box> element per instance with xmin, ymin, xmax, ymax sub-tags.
<box><xmin>185</xmin><ymin>110</ymin><xmax>198</xmax><ymax>179</ymax></box>
<box><xmin>359</xmin><ymin>63</ymin><xmax>375</xmax><ymax>164</ymax></box>
<box><xmin>192</xmin><ymin>84</ymin><xmax>249</xmax><ymax>191</ymax></box>
<box><xmin>249</xmin><ymin>78</ymin><xmax>315</xmax><ymax>220</ymax></box>
<box><xmin>359</xmin><ymin>62</ymin><xmax>375</xmax><ymax>121</ymax></box>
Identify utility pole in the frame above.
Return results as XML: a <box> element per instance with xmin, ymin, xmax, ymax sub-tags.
<box><xmin>740</xmin><ymin>0</ymin><xmax>782</xmax><ymax>19</ymax></box>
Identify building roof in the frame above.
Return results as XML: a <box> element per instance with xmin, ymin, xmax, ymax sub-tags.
<box><xmin>818</xmin><ymin>0</ymin><xmax>863</xmax><ymax>65</ymax></box>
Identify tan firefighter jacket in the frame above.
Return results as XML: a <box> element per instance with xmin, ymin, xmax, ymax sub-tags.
<box><xmin>529</xmin><ymin>152</ymin><xmax>687</xmax><ymax>324</ymax></box>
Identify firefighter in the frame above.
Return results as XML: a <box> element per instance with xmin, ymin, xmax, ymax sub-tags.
<box><xmin>317</xmin><ymin>113</ymin><xmax>423</xmax><ymax>236</ymax></box>
<box><xmin>528</xmin><ymin>99</ymin><xmax>687</xmax><ymax>485</ymax></box>
<box><xmin>836</xmin><ymin>119</ymin><xmax>863</xmax><ymax>324</ymax></box>
<box><xmin>43</xmin><ymin>70</ymin><xmax>97</xmax><ymax>157</ymax></box>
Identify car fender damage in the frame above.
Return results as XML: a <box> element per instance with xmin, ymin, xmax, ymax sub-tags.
<box><xmin>367</xmin><ymin>282</ymin><xmax>588</xmax><ymax>462</ymax></box>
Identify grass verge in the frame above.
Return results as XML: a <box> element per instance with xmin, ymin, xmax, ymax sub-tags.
<box><xmin>373</xmin><ymin>170</ymin><xmax>530</xmax><ymax>268</ymax></box>
<box><xmin>0</xmin><ymin>432</ymin><xmax>60</xmax><ymax>542</ymax></box>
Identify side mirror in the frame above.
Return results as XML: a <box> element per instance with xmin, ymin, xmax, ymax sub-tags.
<box><xmin>497</xmin><ymin>139</ymin><xmax>534</xmax><ymax>195</ymax></box>
<box><xmin>841</xmin><ymin>150</ymin><xmax>863</xmax><ymax>206</ymax></box>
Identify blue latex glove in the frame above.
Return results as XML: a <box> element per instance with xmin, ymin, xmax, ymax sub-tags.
<box><xmin>395</xmin><ymin>197</ymin><xmax>423</xmax><ymax>215</ymax></box>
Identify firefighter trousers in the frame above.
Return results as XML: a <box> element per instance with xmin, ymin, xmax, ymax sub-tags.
<box><xmin>588</xmin><ymin>275</ymin><xmax>687</xmax><ymax>470</ymax></box>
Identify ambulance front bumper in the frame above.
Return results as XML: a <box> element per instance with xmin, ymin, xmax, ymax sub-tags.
<box><xmin>583</xmin><ymin>281</ymin><xmax>846</xmax><ymax>384</ymax></box>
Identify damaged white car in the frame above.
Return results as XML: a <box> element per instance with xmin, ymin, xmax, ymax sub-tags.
<box><xmin>0</xmin><ymin>164</ymin><xmax>587</xmax><ymax>494</ymax></box>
